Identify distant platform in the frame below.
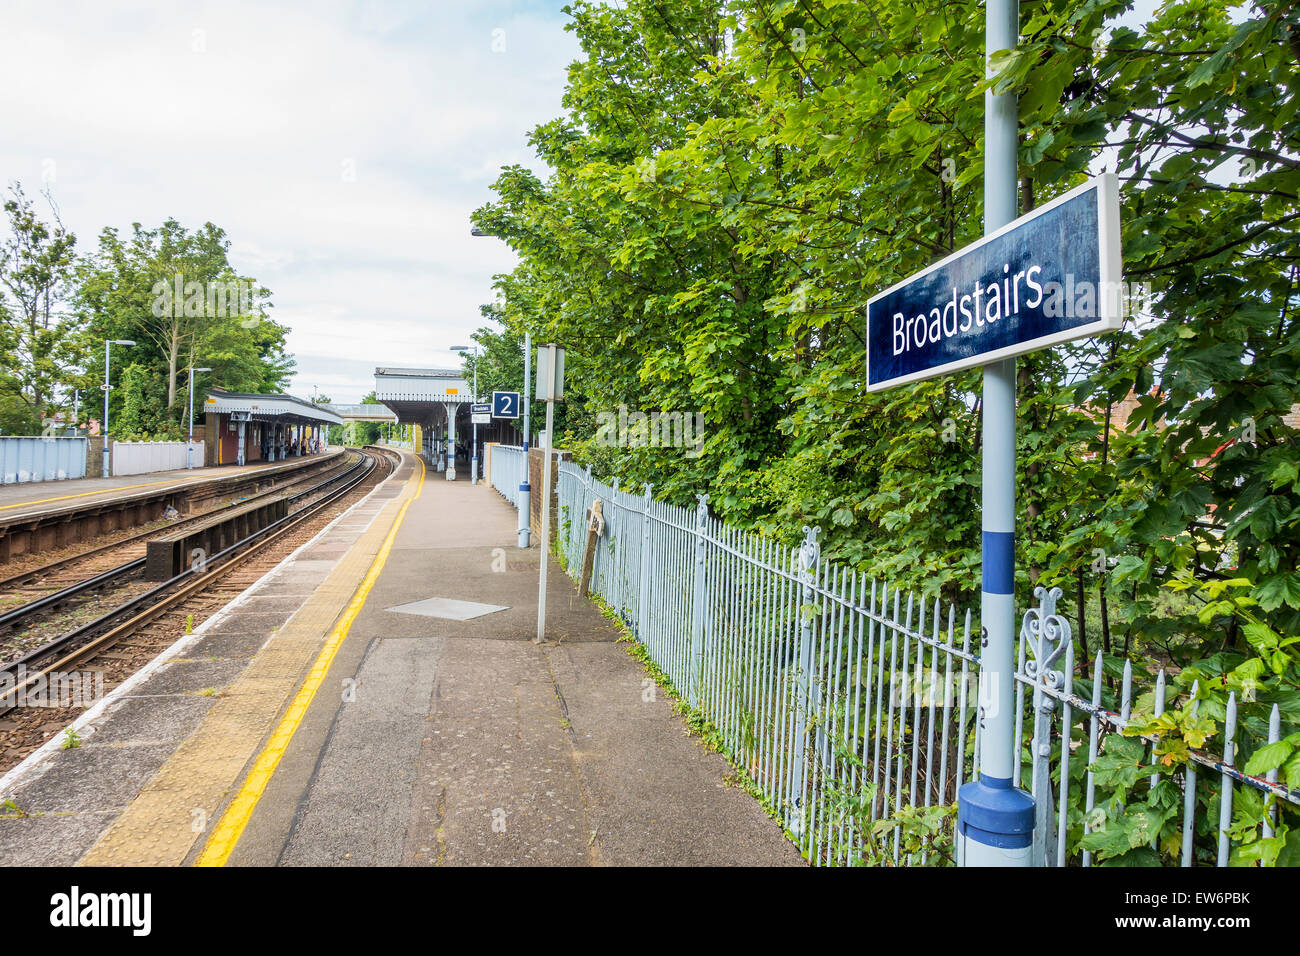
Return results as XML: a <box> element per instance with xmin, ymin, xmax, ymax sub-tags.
<box><xmin>0</xmin><ymin>451</ymin><xmax>342</xmax><ymax>521</ymax></box>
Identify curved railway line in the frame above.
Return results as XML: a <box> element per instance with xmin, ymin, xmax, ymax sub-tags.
<box><xmin>0</xmin><ymin>454</ymin><xmax>362</xmax><ymax>658</ymax></box>
<box><xmin>0</xmin><ymin>447</ymin><xmax>398</xmax><ymax>754</ymax></box>
<box><xmin>0</xmin><ymin>452</ymin><xmax>355</xmax><ymax>597</ymax></box>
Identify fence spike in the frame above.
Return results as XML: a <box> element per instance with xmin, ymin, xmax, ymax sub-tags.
<box><xmin>1120</xmin><ymin>659</ymin><xmax>1133</xmax><ymax>725</ymax></box>
<box><xmin>1217</xmin><ymin>692</ymin><xmax>1238</xmax><ymax>867</ymax></box>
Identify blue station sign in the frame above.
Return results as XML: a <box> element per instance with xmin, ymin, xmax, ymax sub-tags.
<box><xmin>491</xmin><ymin>390</ymin><xmax>520</xmax><ymax>418</ymax></box>
<box><xmin>866</xmin><ymin>174</ymin><xmax>1122</xmax><ymax>392</ymax></box>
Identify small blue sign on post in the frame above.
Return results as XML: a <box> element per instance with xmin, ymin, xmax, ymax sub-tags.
<box><xmin>491</xmin><ymin>390</ymin><xmax>520</xmax><ymax>419</ymax></box>
<box><xmin>866</xmin><ymin>174</ymin><xmax>1122</xmax><ymax>392</ymax></box>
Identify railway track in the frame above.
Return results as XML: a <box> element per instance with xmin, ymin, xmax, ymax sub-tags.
<box><xmin>0</xmin><ymin>453</ymin><xmax>355</xmax><ymax>600</ymax></box>
<box><xmin>0</xmin><ymin>453</ymin><xmax>363</xmax><ymax>656</ymax></box>
<box><xmin>0</xmin><ymin>446</ymin><xmax>398</xmax><ymax>722</ymax></box>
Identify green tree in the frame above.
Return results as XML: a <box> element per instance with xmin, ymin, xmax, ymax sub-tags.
<box><xmin>75</xmin><ymin>218</ymin><xmax>294</xmax><ymax>438</ymax></box>
<box><xmin>0</xmin><ymin>183</ymin><xmax>81</xmax><ymax>432</ymax></box>
<box><xmin>116</xmin><ymin>362</ymin><xmax>178</xmax><ymax>440</ymax></box>
<box><xmin>478</xmin><ymin>0</ymin><xmax>1300</xmax><ymax>660</ymax></box>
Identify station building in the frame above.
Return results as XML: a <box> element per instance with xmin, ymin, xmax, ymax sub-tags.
<box><xmin>200</xmin><ymin>387</ymin><xmax>344</xmax><ymax>467</ymax></box>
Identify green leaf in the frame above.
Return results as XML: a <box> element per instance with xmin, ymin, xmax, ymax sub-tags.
<box><xmin>1256</xmin><ymin>574</ymin><xmax>1300</xmax><ymax>613</ymax></box>
<box><xmin>1243</xmin><ymin>740</ymin><xmax>1294</xmax><ymax>776</ymax></box>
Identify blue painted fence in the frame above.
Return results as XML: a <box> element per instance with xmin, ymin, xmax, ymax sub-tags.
<box><xmin>0</xmin><ymin>436</ymin><xmax>87</xmax><ymax>484</ymax></box>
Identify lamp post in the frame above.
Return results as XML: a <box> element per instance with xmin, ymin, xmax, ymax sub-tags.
<box><xmin>102</xmin><ymin>339</ymin><xmax>135</xmax><ymax>477</ymax></box>
<box><xmin>188</xmin><ymin>366</ymin><xmax>211</xmax><ymax>469</ymax></box>
<box><xmin>450</xmin><ymin>343</ymin><xmax>479</xmax><ymax>484</ymax></box>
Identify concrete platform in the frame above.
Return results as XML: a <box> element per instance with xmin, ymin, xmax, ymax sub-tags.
<box><xmin>0</xmin><ymin>449</ymin><xmax>803</xmax><ymax>867</ymax></box>
<box><xmin>0</xmin><ymin>450</ymin><xmax>414</xmax><ymax>865</ymax></box>
<box><xmin>0</xmin><ymin>451</ymin><xmax>339</xmax><ymax>521</ymax></box>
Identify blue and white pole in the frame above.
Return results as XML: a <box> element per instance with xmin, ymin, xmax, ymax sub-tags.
<box><xmin>957</xmin><ymin>0</ymin><xmax>1035</xmax><ymax>866</ymax></box>
<box><xmin>446</xmin><ymin>406</ymin><xmax>458</xmax><ymax>481</ymax></box>
<box><xmin>470</xmin><ymin>344</ymin><xmax>479</xmax><ymax>485</ymax></box>
<box><xmin>518</xmin><ymin>330</ymin><xmax>531</xmax><ymax>548</ymax></box>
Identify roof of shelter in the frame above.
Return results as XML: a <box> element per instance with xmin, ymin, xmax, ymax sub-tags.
<box><xmin>203</xmin><ymin>388</ymin><xmax>344</xmax><ymax>425</ymax></box>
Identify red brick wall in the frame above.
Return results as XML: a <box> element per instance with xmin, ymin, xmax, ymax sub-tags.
<box><xmin>528</xmin><ymin>447</ymin><xmax>570</xmax><ymax>541</ymax></box>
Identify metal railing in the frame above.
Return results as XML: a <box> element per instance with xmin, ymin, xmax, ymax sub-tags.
<box><xmin>488</xmin><ymin>444</ymin><xmax>527</xmax><ymax>509</ymax></box>
<box><xmin>555</xmin><ymin>462</ymin><xmax>1300</xmax><ymax>866</ymax></box>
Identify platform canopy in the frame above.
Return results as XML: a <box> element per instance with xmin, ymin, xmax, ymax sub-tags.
<box><xmin>372</xmin><ymin>367</ymin><xmax>470</xmax><ymax>427</ymax></box>
<box><xmin>204</xmin><ymin>388</ymin><xmax>344</xmax><ymax>426</ymax></box>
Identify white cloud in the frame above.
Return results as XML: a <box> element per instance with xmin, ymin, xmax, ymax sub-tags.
<box><xmin>1</xmin><ymin>0</ymin><xmax>578</xmax><ymax>402</ymax></box>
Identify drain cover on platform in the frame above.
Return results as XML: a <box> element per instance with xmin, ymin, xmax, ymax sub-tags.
<box><xmin>386</xmin><ymin>597</ymin><xmax>509</xmax><ymax>621</ymax></box>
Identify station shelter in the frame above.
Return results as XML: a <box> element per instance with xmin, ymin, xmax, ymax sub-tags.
<box><xmin>201</xmin><ymin>388</ymin><xmax>344</xmax><ymax>467</ymax></box>
<box><xmin>372</xmin><ymin>367</ymin><xmax>522</xmax><ymax>480</ymax></box>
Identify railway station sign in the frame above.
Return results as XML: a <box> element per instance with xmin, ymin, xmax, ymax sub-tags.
<box><xmin>866</xmin><ymin>174</ymin><xmax>1122</xmax><ymax>392</ymax></box>
<box><xmin>471</xmin><ymin>403</ymin><xmax>491</xmax><ymax>425</ymax></box>
<box><xmin>491</xmin><ymin>391</ymin><xmax>520</xmax><ymax>419</ymax></box>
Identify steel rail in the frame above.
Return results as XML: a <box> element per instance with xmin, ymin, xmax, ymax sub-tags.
<box><xmin>0</xmin><ymin>557</ymin><xmax>148</xmax><ymax>632</ymax></box>
<box><xmin>0</xmin><ymin>453</ymin><xmax>352</xmax><ymax>593</ymax></box>
<box><xmin>0</xmin><ymin>455</ymin><xmax>362</xmax><ymax>633</ymax></box>
<box><xmin>0</xmin><ymin>448</ymin><xmax>393</xmax><ymax>712</ymax></box>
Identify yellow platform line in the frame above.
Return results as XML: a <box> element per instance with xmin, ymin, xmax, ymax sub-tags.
<box><xmin>0</xmin><ymin>477</ymin><xmax>195</xmax><ymax>510</ymax></box>
<box><xmin>0</xmin><ymin>460</ymin><xmax>292</xmax><ymax>511</ymax></box>
<box><xmin>196</xmin><ymin>455</ymin><xmax>426</xmax><ymax>866</ymax></box>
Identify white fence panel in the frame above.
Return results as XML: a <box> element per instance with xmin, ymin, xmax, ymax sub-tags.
<box><xmin>488</xmin><ymin>444</ymin><xmax>527</xmax><ymax>509</ymax></box>
<box><xmin>111</xmin><ymin>440</ymin><xmax>199</xmax><ymax>476</ymax></box>
<box><xmin>0</xmin><ymin>436</ymin><xmax>88</xmax><ymax>484</ymax></box>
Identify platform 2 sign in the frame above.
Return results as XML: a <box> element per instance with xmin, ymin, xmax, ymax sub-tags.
<box><xmin>866</xmin><ymin>174</ymin><xmax>1122</xmax><ymax>392</ymax></box>
<box><xmin>491</xmin><ymin>391</ymin><xmax>520</xmax><ymax>419</ymax></box>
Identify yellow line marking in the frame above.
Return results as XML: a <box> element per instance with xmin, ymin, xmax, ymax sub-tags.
<box><xmin>196</xmin><ymin>453</ymin><xmax>426</xmax><ymax>866</ymax></box>
<box><xmin>0</xmin><ymin>462</ymin><xmax>290</xmax><ymax>511</ymax></box>
<box><xmin>0</xmin><ymin>477</ymin><xmax>194</xmax><ymax>510</ymax></box>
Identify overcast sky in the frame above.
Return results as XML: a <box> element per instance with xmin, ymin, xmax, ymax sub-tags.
<box><xmin>1</xmin><ymin>0</ymin><xmax>578</xmax><ymax>402</ymax></box>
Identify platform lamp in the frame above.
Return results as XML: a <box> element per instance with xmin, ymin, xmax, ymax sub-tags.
<box><xmin>102</xmin><ymin>339</ymin><xmax>135</xmax><ymax>477</ymax></box>
<box><xmin>450</xmin><ymin>343</ymin><xmax>479</xmax><ymax>484</ymax></box>
<box><xmin>187</xmin><ymin>367</ymin><xmax>212</xmax><ymax>469</ymax></box>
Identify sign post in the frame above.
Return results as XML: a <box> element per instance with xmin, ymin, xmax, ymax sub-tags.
<box><xmin>493</xmin><ymin>387</ymin><xmax>530</xmax><ymax>548</ymax></box>
<box><xmin>522</xmin><ymin>332</ymin><xmax>533</xmax><ymax>548</ymax></box>
<box><xmin>971</xmin><ymin>0</ymin><xmax>1030</xmax><ymax>867</ymax></box>
<box><xmin>534</xmin><ymin>344</ymin><xmax>565</xmax><ymax>643</ymax></box>
<box><xmin>863</xmin><ymin>2</ymin><xmax>1121</xmax><ymax>867</ymax></box>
